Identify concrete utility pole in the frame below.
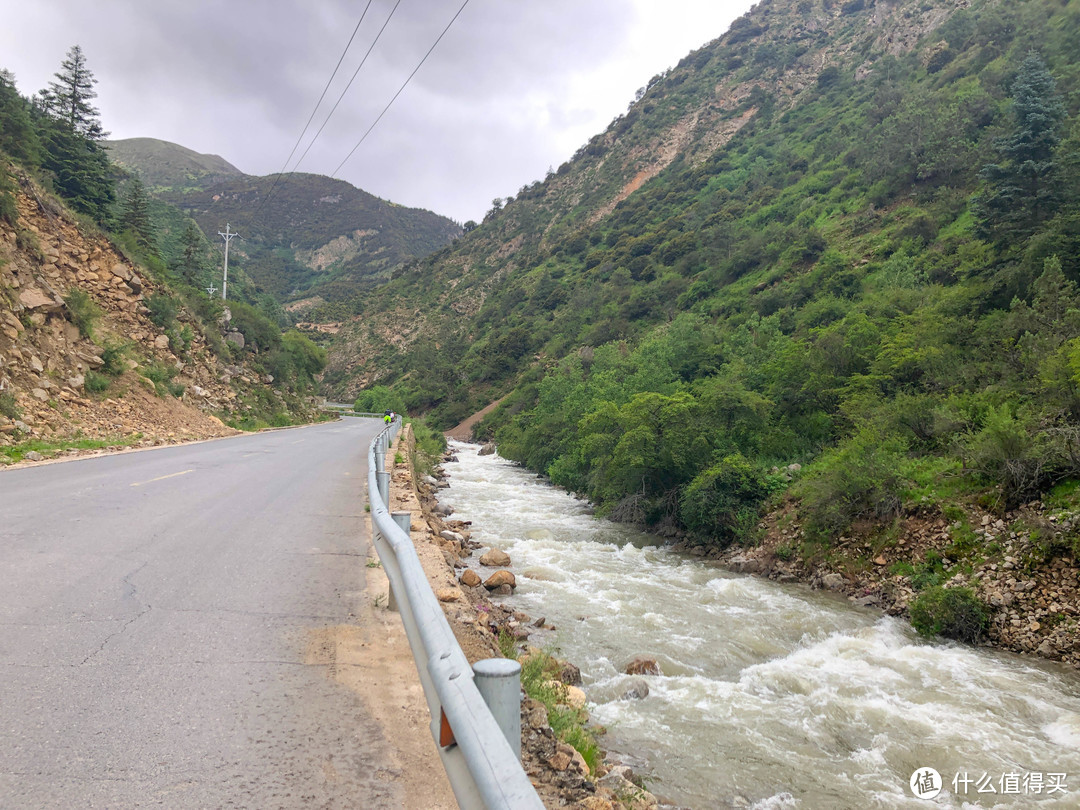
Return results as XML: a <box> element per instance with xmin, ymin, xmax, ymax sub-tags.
<box><xmin>218</xmin><ymin>224</ymin><xmax>239</xmax><ymax>300</ymax></box>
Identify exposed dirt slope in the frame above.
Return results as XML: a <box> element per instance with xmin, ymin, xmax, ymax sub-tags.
<box><xmin>0</xmin><ymin>174</ymin><xmax>284</xmax><ymax>454</ymax></box>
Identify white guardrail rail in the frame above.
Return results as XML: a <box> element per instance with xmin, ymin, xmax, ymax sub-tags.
<box><xmin>366</xmin><ymin>417</ymin><xmax>544</xmax><ymax>809</ymax></box>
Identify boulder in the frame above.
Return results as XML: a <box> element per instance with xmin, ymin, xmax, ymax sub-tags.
<box><xmin>224</xmin><ymin>331</ymin><xmax>245</xmax><ymax>349</ymax></box>
<box><xmin>154</xmin><ymin>335</ymin><xmax>170</xmax><ymax>350</ymax></box>
<box><xmin>624</xmin><ymin>656</ymin><xmax>661</xmax><ymax>676</ymax></box>
<box><xmin>19</xmin><ymin>287</ymin><xmax>63</xmax><ymax>312</ymax></box>
<box><xmin>436</xmin><ymin>588</ymin><xmax>462</xmax><ymax>603</ymax></box>
<box><xmin>620</xmin><ymin>678</ymin><xmax>650</xmax><ymax>700</ymax></box>
<box><xmin>484</xmin><ymin>570</ymin><xmax>516</xmax><ymax>591</ymax></box>
<box><xmin>558</xmin><ymin>661</ymin><xmax>582</xmax><ymax>685</ymax></box>
<box><xmin>822</xmin><ymin>573</ymin><xmax>845</xmax><ymax>591</ymax></box>
<box><xmin>479</xmin><ymin>548</ymin><xmax>511</xmax><ymax>567</ymax></box>
<box><xmin>433</xmin><ymin>503</ymin><xmax>454</xmax><ymax>517</ymax></box>
<box><xmin>23</xmin><ymin>450</ymin><xmax>44</xmax><ymax>462</ymax></box>
<box><xmin>459</xmin><ymin>569</ymin><xmax>482</xmax><ymax>587</ymax></box>
<box><xmin>110</xmin><ymin>263</ymin><xmax>133</xmax><ymax>281</ymax></box>
<box><xmin>490</xmin><ymin>584</ymin><xmax>513</xmax><ymax>596</ymax></box>
<box><xmin>478</xmin><ymin>442</ymin><xmax>496</xmax><ymax>456</ymax></box>
<box><xmin>440</xmin><ymin>529</ymin><xmax>465</xmax><ymax>544</ymax></box>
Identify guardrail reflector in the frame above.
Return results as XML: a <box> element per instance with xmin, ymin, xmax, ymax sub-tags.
<box><xmin>439</xmin><ymin>708</ymin><xmax>456</xmax><ymax>747</ymax></box>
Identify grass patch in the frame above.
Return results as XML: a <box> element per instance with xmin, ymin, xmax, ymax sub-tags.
<box><xmin>141</xmin><ymin>361</ymin><xmax>184</xmax><ymax>398</ymax></box>
<box><xmin>0</xmin><ymin>434</ymin><xmax>141</xmax><ymax>464</ymax></box>
<box><xmin>518</xmin><ymin>647</ymin><xmax>601</xmax><ymax>775</ymax></box>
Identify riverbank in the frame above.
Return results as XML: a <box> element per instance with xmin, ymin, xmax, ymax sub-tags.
<box><xmin>680</xmin><ymin>496</ymin><xmax>1080</xmax><ymax>669</ymax></box>
<box><xmin>387</xmin><ymin>426</ymin><xmax>660</xmax><ymax>810</ymax></box>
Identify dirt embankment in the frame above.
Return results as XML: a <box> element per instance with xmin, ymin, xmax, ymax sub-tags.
<box><xmin>384</xmin><ymin>426</ymin><xmax>658</xmax><ymax>810</ymax></box>
<box><xmin>691</xmin><ymin>498</ymin><xmax>1080</xmax><ymax>668</ymax></box>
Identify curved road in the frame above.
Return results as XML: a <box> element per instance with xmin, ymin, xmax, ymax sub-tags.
<box><xmin>0</xmin><ymin>418</ymin><xmax>408</xmax><ymax>808</ymax></box>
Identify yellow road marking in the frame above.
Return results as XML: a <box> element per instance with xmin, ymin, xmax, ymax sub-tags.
<box><xmin>131</xmin><ymin>469</ymin><xmax>194</xmax><ymax>487</ymax></box>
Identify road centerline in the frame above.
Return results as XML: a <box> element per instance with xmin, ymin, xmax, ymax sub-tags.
<box><xmin>130</xmin><ymin>469</ymin><xmax>194</xmax><ymax>487</ymax></box>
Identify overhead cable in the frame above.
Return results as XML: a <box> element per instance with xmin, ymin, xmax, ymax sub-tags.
<box><xmin>332</xmin><ymin>0</ymin><xmax>471</xmax><ymax>177</ymax></box>
<box><xmin>256</xmin><ymin>1</ymin><xmax>374</xmax><ymax>212</ymax></box>
<box><xmin>290</xmin><ymin>0</ymin><xmax>405</xmax><ymax>174</ymax></box>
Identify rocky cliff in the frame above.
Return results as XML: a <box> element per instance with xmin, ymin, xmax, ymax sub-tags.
<box><xmin>0</xmin><ymin>171</ymin><xmax>297</xmax><ymax>458</ymax></box>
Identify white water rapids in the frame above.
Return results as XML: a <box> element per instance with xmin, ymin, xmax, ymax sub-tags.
<box><xmin>440</xmin><ymin>442</ymin><xmax>1080</xmax><ymax>809</ymax></box>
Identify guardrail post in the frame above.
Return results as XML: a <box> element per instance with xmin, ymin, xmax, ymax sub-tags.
<box><xmin>387</xmin><ymin>511</ymin><xmax>412</xmax><ymax>613</ymax></box>
<box><xmin>376</xmin><ymin>470</ymin><xmax>390</xmax><ymax>508</ymax></box>
<box><xmin>375</xmin><ymin>445</ymin><xmax>385</xmax><ymax>473</ymax></box>
<box><xmin>472</xmin><ymin>658</ymin><xmax>523</xmax><ymax>760</ymax></box>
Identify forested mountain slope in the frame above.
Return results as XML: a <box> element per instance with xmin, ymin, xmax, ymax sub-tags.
<box><xmin>337</xmin><ymin>0</ymin><xmax>1080</xmax><ymax>558</ymax></box>
<box><xmin>158</xmin><ymin>173</ymin><xmax>462</xmax><ymax>308</ymax></box>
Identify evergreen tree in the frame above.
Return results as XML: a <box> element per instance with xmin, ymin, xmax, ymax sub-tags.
<box><xmin>119</xmin><ymin>174</ymin><xmax>156</xmax><ymax>252</ymax></box>
<box><xmin>178</xmin><ymin>221</ymin><xmax>209</xmax><ymax>286</ymax></box>
<box><xmin>975</xmin><ymin>52</ymin><xmax>1066</xmax><ymax>243</ymax></box>
<box><xmin>34</xmin><ymin>46</ymin><xmax>115</xmax><ymax>224</ymax></box>
<box><xmin>0</xmin><ymin>70</ymin><xmax>40</xmax><ymax>165</ymax></box>
<box><xmin>39</xmin><ymin>45</ymin><xmax>106</xmax><ymax>140</ymax></box>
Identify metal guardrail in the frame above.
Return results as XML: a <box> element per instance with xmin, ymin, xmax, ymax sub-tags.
<box><xmin>366</xmin><ymin>418</ymin><xmax>544</xmax><ymax>810</ymax></box>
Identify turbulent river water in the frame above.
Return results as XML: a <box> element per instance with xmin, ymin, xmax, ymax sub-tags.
<box><xmin>440</xmin><ymin>442</ymin><xmax>1080</xmax><ymax>809</ymax></box>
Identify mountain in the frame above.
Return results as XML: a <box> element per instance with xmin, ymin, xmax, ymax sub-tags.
<box><xmin>159</xmin><ymin>173</ymin><xmax>461</xmax><ymax>310</ymax></box>
<box><xmin>107</xmin><ymin>136</ymin><xmax>462</xmax><ymax>315</ymax></box>
<box><xmin>105</xmin><ymin>137</ymin><xmax>244</xmax><ymax>191</ymax></box>
<box><xmin>328</xmin><ymin>0</ymin><xmax>1080</xmax><ymax>549</ymax></box>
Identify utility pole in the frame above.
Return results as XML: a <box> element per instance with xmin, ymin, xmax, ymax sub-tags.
<box><xmin>218</xmin><ymin>223</ymin><xmax>239</xmax><ymax>300</ymax></box>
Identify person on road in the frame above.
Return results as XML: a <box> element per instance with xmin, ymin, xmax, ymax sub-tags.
<box><xmin>384</xmin><ymin>409</ymin><xmax>392</xmax><ymax>426</ymax></box>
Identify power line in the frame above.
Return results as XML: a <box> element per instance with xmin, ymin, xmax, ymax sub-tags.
<box><xmin>332</xmin><ymin>0</ymin><xmax>470</xmax><ymax>178</ymax></box>
<box><xmin>256</xmin><ymin>2</ymin><xmax>374</xmax><ymax>212</ymax></box>
<box><xmin>290</xmin><ymin>0</ymin><xmax>405</xmax><ymax>175</ymax></box>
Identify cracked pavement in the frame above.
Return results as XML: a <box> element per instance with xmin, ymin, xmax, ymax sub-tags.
<box><xmin>0</xmin><ymin>418</ymin><xmax>408</xmax><ymax>808</ymax></box>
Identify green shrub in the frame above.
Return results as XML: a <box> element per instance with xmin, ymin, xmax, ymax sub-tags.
<box><xmin>909</xmin><ymin>586</ymin><xmax>988</xmax><ymax>643</ymax></box>
<box><xmin>100</xmin><ymin>344</ymin><xmax>127</xmax><ymax>376</ymax></box>
<box><xmin>64</xmin><ymin>288</ymin><xmax>101</xmax><ymax>339</ymax></box>
<box><xmin>141</xmin><ymin>361</ymin><xmax>183</xmax><ymax>397</ymax></box>
<box><xmin>84</xmin><ymin>369</ymin><xmax>110</xmax><ymax>394</ymax></box>
<box><xmin>0</xmin><ymin>170</ymin><xmax>17</xmax><ymax>225</ymax></box>
<box><xmin>797</xmin><ymin>432</ymin><xmax>907</xmax><ymax>539</ymax></box>
<box><xmin>146</xmin><ymin>293</ymin><xmax>179</xmax><ymax>329</ymax></box>
<box><xmin>965</xmin><ymin>406</ymin><xmax>1048</xmax><ymax>508</ymax></box>
<box><xmin>0</xmin><ymin>390</ymin><xmax>19</xmax><ymax>419</ymax></box>
<box><xmin>680</xmin><ymin>453</ymin><xmax>772</xmax><ymax>547</ymax></box>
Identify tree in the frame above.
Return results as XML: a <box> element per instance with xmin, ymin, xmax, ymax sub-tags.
<box><xmin>119</xmin><ymin>175</ymin><xmax>156</xmax><ymax>252</ymax></box>
<box><xmin>38</xmin><ymin>45</ymin><xmax>106</xmax><ymax>140</ymax></box>
<box><xmin>35</xmin><ymin>46</ymin><xmax>114</xmax><ymax>223</ymax></box>
<box><xmin>0</xmin><ymin>70</ymin><xmax>40</xmax><ymax>164</ymax></box>
<box><xmin>177</xmin><ymin>221</ymin><xmax>209</xmax><ymax>286</ymax></box>
<box><xmin>974</xmin><ymin>52</ymin><xmax>1066</xmax><ymax>243</ymax></box>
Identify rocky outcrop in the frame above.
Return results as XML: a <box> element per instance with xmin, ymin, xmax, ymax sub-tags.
<box><xmin>0</xmin><ymin>175</ymin><xmax>288</xmax><ymax>454</ymax></box>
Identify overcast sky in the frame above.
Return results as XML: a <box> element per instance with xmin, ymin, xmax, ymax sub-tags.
<box><xmin>0</xmin><ymin>0</ymin><xmax>753</xmax><ymax>223</ymax></box>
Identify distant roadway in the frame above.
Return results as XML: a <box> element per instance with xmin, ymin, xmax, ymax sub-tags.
<box><xmin>0</xmin><ymin>418</ymin><xmax>407</xmax><ymax>808</ymax></box>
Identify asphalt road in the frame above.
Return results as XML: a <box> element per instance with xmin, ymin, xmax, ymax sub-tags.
<box><xmin>0</xmin><ymin>418</ymin><xmax>403</xmax><ymax>808</ymax></box>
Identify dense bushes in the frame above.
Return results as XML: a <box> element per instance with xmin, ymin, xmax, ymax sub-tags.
<box><xmin>909</xmin><ymin>586</ymin><xmax>989</xmax><ymax>643</ymax></box>
<box><xmin>680</xmin><ymin>454</ymin><xmax>773</xmax><ymax>546</ymax></box>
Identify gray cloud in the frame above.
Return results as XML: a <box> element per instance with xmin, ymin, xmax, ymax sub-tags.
<box><xmin>0</xmin><ymin>0</ymin><xmax>750</xmax><ymax>222</ymax></box>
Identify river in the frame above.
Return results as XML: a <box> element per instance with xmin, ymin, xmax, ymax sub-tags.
<box><xmin>439</xmin><ymin>441</ymin><xmax>1080</xmax><ymax>809</ymax></box>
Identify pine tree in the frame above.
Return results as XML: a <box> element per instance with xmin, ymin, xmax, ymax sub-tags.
<box><xmin>975</xmin><ymin>52</ymin><xmax>1066</xmax><ymax>243</ymax></box>
<box><xmin>178</xmin><ymin>221</ymin><xmax>209</xmax><ymax>286</ymax></box>
<box><xmin>0</xmin><ymin>70</ymin><xmax>41</xmax><ymax>165</ymax></box>
<box><xmin>119</xmin><ymin>175</ymin><xmax>156</xmax><ymax>253</ymax></box>
<box><xmin>34</xmin><ymin>46</ymin><xmax>115</xmax><ymax>224</ymax></box>
<box><xmin>39</xmin><ymin>45</ymin><xmax>106</xmax><ymax>140</ymax></box>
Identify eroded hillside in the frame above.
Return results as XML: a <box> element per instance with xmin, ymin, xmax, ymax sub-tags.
<box><xmin>0</xmin><ymin>172</ymin><xmax>306</xmax><ymax>457</ymax></box>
